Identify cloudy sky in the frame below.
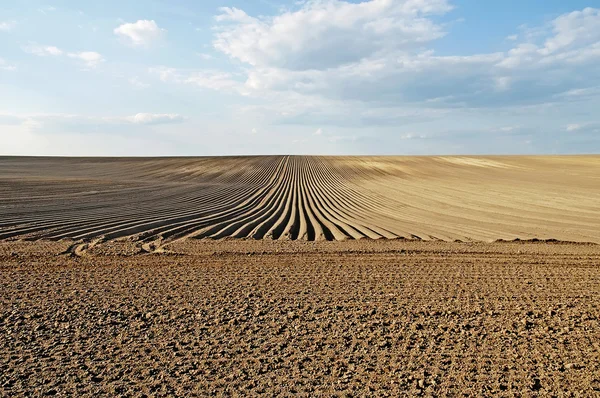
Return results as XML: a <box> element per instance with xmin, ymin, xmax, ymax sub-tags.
<box><xmin>1</xmin><ymin>0</ymin><xmax>599</xmax><ymax>156</ymax></box>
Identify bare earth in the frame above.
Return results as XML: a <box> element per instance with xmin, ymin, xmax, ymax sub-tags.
<box><xmin>1</xmin><ymin>156</ymin><xmax>600</xmax><ymax>396</ymax></box>
<box><xmin>1</xmin><ymin>156</ymin><xmax>600</xmax><ymax>246</ymax></box>
<box><xmin>2</xmin><ymin>240</ymin><xmax>600</xmax><ymax>396</ymax></box>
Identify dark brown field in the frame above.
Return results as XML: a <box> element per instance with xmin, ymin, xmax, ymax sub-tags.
<box><xmin>2</xmin><ymin>156</ymin><xmax>600</xmax><ymax>396</ymax></box>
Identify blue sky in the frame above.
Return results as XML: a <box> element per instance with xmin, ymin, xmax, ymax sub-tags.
<box><xmin>1</xmin><ymin>0</ymin><xmax>599</xmax><ymax>156</ymax></box>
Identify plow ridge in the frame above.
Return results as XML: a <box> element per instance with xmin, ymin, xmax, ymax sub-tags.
<box><xmin>1</xmin><ymin>155</ymin><xmax>600</xmax><ymax>246</ymax></box>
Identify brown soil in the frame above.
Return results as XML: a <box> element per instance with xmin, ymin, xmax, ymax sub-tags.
<box><xmin>2</xmin><ymin>239</ymin><xmax>600</xmax><ymax>396</ymax></box>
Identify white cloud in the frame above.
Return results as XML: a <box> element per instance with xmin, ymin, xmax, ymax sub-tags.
<box><xmin>499</xmin><ymin>8</ymin><xmax>600</xmax><ymax>69</ymax></box>
<box><xmin>114</xmin><ymin>20</ymin><xmax>166</xmax><ymax>47</ymax></box>
<box><xmin>127</xmin><ymin>113</ymin><xmax>185</xmax><ymax>125</ymax></box>
<box><xmin>0</xmin><ymin>21</ymin><xmax>17</xmax><ymax>31</ymax></box>
<box><xmin>22</xmin><ymin>44</ymin><xmax>103</xmax><ymax>69</ymax></box>
<box><xmin>68</xmin><ymin>51</ymin><xmax>104</xmax><ymax>68</ymax></box>
<box><xmin>251</xmin><ymin>128</ymin><xmax>258</xmax><ymax>134</ymax></box>
<box><xmin>566</xmin><ymin>124</ymin><xmax>582</xmax><ymax>131</ymax></box>
<box><xmin>214</xmin><ymin>1</ymin><xmax>452</xmax><ymax>70</ymax></box>
<box><xmin>22</xmin><ymin>44</ymin><xmax>63</xmax><ymax>56</ymax></box>
<box><xmin>313</xmin><ymin>128</ymin><xmax>322</xmax><ymax>135</ymax></box>
<box><xmin>235</xmin><ymin>49</ymin><xmax>505</xmax><ymax>107</ymax></box>
<box><xmin>141</xmin><ymin>4</ymin><xmax>600</xmax><ymax>137</ymax></box>
<box><xmin>541</xmin><ymin>8</ymin><xmax>600</xmax><ymax>56</ymax></box>
<box><xmin>212</xmin><ymin>5</ymin><xmax>600</xmax><ymax>117</ymax></box>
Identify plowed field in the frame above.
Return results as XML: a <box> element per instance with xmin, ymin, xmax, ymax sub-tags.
<box><xmin>1</xmin><ymin>240</ymin><xmax>600</xmax><ymax>396</ymax></box>
<box><xmin>2</xmin><ymin>156</ymin><xmax>600</xmax><ymax>396</ymax></box>
<box><xmin>1</xmin><ymin>156</ymin><xmax>599</xmax><ymax>246</ymax></box>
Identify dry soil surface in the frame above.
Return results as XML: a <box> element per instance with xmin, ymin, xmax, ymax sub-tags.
<box><xmin>1</xmin><ymin>156</ymin><xmax>600</xmax><ymax>245</ymax></box>
<box><xmin>2</xmin><ymin>239</ymin><xmax>600</xmax><ymax>397</ymax></box>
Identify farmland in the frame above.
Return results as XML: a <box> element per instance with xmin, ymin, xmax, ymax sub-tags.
<box><xmin>1</xmin><ymin>156</ymin><xmax>599</xmax><ymax>247</ymax></box>
<box><xmin>2</xmin><ymin>239</ymin><xmax>600</xmax><ymax>395</ymax></box>
<box><xmin>2</xmin><ymin>155</ymin><xmax>600</xmax><ymax>396</ymax></box>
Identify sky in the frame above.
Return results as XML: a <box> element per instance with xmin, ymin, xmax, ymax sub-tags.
<box><xmin>1</xmin><ymin>0</ymin><xmax>599</xmax><ymax>156</ymax></box>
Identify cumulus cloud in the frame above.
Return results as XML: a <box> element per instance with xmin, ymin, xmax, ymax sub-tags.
<box><xmin>114</xmin><ymin>20</ymin><xmax>166</xmax><ymax>47</ymax></box>
<box><xmin>0</xmin><ymin>21</ymin><xmax>17</xmax><ymax>31</ymax></box>
<box><xmin>566</xmin><ymin>124</ymin><xmax>582</xmax><ymax>132</ymax></box>
<box><xmin>202</xmin><ymin>3</ymin><xmax>600</xmax><ymax>118</ymax></box>
<box><xmin>313</xmin><ymin>128</ymin><xmax>322</xmax><ymax>135</ymax></box>
<box><xmin>214</xmin><ymin>0</ymin><xmax>452</xmax><ymax>70</ymax></box>
<box><xmin>498</xmin><ymin>8</ymin><xmax>600</xmax><ymax>69</ymax></box>
<box><xmin>126</xmin><ymin>113</ymin><xmax>185</xmax><ymax>125</ymax></box>
<box><xmin>68</xmin><ymin>51</ymin><xmax>104</xmax><ymax>68</ymax></box>
<box><xmin>139</xmin><ymin>3</ymin><xmax>600</xmax><ymax>150</ymax></box>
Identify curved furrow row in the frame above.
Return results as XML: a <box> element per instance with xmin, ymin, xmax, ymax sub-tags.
<box><xmin>1</xmin><ymin>155</ymin><xmax>599</xmax><ymax>243</ymax></box>
<box><xmin>95</xmin><ymin>156</ymin><xmax>286</xmax><ymax>244</ymax></box>
<box><xmin>319</xmin><ymin>159</ymin><xmax>446</xmax><ymax>239</ymax></box>
<box><xmin>94</xmin><ymin>156</ymin><xmax>288</xmax><ymax>242</ymax></box>
<box><xmin>302</xmin><ymin>158</ymin><xmax>354</xmax><ymax>240</ymax></box>
<box><xmin>305</xmin><ymin>157</ymin><xmax>386</xmax><ymax>239</ymax></box>
<box><xmin>278</xmin><ymin>158</ymin><xmax>301</xmax><ymax>240</ymax></box>
<box><xmin>195</xmin><ymin>158</ymin><xmax>292</xmax><ymax>239</ymax></box>
<box><xmin>305</xmin><ymin>157</ymin><xmax>407</xmax><ymax>237</ymax></box>
<box><xmin>0</xmin><ymin>181</ymin><xmax>247</xmax><ymax>240</ymax></box>
<box><xmin>2</xmin><ymin>157</ymin><xmax>286</xmax><ymax>241</ymax></box>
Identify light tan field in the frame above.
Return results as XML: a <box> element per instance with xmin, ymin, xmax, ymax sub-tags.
<box><xmin>1</xmin><ymin>155</ymin><xmax>599</xmax><ymax>248</ymax></box>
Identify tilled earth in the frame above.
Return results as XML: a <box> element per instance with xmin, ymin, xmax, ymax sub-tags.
<box><xmin>1</xmin><ymin>239</ymin><xmax>600</xmax><ymax>396</ymax></box>
<box><xmin>2</xmin><ymin>156</ymin><xmax>600</xmax><ymax>244</ymax></box>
